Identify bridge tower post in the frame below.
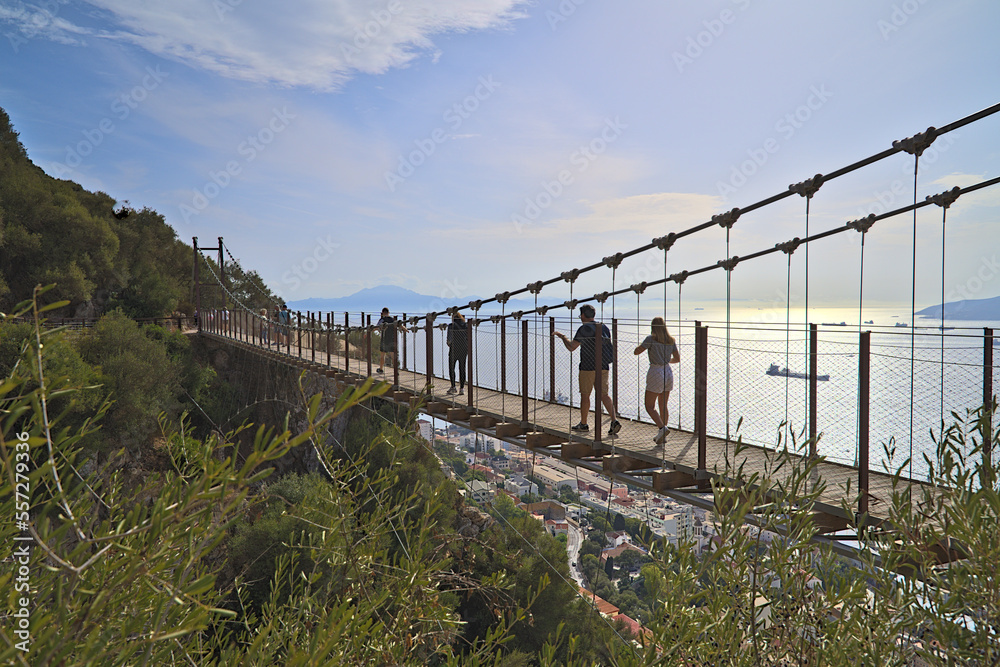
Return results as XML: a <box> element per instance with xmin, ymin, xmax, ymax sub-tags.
<box><xmin>402</xmin><ymin>313</ymin><xmax>408</xmax><ymax>371</ymax></box>
<box><xmin>192</xmin><ymin>237</ymin><xmax>201</xmax><ymax>331</ymax></box>
<box><xmin>366</xmin><ymin>313</ymin><xmax>372</xmax><ymax>377</ymax></box>
<box><xmin>594</xmin><ymin>320</ymin><xmax>603</xmax><ymax>444</ymax></box>
<box><xmin>612</xmin><ymin>318</ymin><xmax>619</xmax><ymax>417</ymax></box>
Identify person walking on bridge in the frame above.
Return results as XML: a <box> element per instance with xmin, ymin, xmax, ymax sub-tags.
<box><xmin>376</xmin><ymin>307</ymin><xmax>407</xmax><ymax>374</ymax></box>
<box><xmin>634</xmin><ymin>316</ymin><xmax>680</xmax><ymax>445</ymax></box>
<box><xmin>446</xmin><ymin>311</ymin><xmax>468</xmax><ymax>395</ymax></box>
<box><xmin>554</xmin><ymin>304</ymin><xmax>622</xmax><ymax>438</ymax></box>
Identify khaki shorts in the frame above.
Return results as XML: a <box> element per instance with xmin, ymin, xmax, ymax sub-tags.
<box><xmin>579</xmin><ymin>369</ymin><xmax>610</xmax><ymax>397</ymax></box>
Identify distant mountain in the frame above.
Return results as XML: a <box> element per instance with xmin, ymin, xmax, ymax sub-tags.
<box><xmin>286</xmin><ymin>285</ymin><xmax>546</xmax><ymax>316</ymax></box>
<box><xmin>916</xmin><ymin>295</ymin><xmax>1000</xmax><ymax>321</ymax></box>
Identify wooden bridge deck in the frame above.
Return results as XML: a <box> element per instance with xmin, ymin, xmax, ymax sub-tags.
<box><xmin>203</xmin><ymin>331</ymin><xmax>940</xmax><ymax>553</ymax></box>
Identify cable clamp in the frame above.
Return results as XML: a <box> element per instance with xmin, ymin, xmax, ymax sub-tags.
<box><xmin>490</xmin><ymin>315</ymin><xmax>503</xmax><ymax>324</ymax></box>
<box><xmin>495</xmin><ymin>291</ymin><xmax>512</xmax><ymax>304</ymax></box>
<box><xmin>653</xmin><ymin>232</ymin><xmax>677</xmax><ymax>251</ymax></box>
<box><xmin>603</xmin><ymin>252</ymin><xmax>624</xmax><ymax>269</ymax></box>
<box><xmin>527</xmin><ymin>281</ymin><xmax>545</xmax><ymax>294</ymax></box>
<box><xmin>594</xmin><ymin>291</ymin><xmax>610</xmax><ymax>304</ymax></box>
<box><xmin>789</xmin><ymin>173</ymin><xmax>824</xmax><ymax>199</ymax></box>
<box><xmin>892</xmin><ymin>126</ymin><xmax>938</xmax><ymax>157</ymax></box>
<box><xmin>925</xmin><ymin>186</ymin><xmax>961</xmax><ymax>210</ymax></box>
<box><xmin>537</xmin><ymin>305</ymin><xmax>550</xmax><ymax>316</ymax></box>
<box><xmin>630</xmin><ymin>282</ymin><xmax>648</xmax><ymax>295</ymax></box>
<box><xmin>563</xmin><ymin>299</ymin><xmax>579</xmax><ymax>311</ymax></box>
<box><xmin>561</xmin><ymin>269</ymin><xmax>581</xmax><ymax>284</ymax></box>
<box><xmin>470</xmin><ymin>299</ymin><xmax>484</xmax><ymax>311</ymax></box>
<box><xmin>846</xmin><ymin>214</ymin><xmax>877</xmax><ymax>234</ymax></box>
<box><xmin>511</xmin><ymin>311</ymin><xmax>524</xmax><ymax>320</ymax></box>
<box><xmin>718</xmin><ymin>256</ymin><xmax>740</xmax><ymax>272</ymax></box>
<box><xmin>437</xmin><ymin>323</ymin><xmax>448</xmax><ymax>330</ymax></box>
<box><xmin>775</xmin><ymin>237</ymin><xmax>802</xmax><ymax>255</ymax></box>
<box><xmin>713</xmin><ymin>207</ymin><xmax>741</xmax><ymax>229</ymax></box>
<box><xmin>670</xmin><ymin>270</ymin><xmax>689</xmax><ymax>285</ymax></box>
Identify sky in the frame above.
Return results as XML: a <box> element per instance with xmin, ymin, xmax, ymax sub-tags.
<box><xmin>1</xmin><ymin>0</ymin><xmax>999</xmax><ymax>317</ymax></box>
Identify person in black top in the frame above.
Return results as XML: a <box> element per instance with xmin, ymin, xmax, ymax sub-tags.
<box><xmin>554</xmin><ymin>304</ymin><xmax>622</xmax><ymax>437</ymax></box>
<box><xmin>376</xmin><ymin>307</ymin><xmax>406</xmax><ymax>373</ymax></box>
<box><xmin>446</xmin><ymin>311</ymin><xmax>468</xmax><ymax>394</ymax></box>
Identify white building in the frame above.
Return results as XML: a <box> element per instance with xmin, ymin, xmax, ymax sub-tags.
<box><xmin>468</xmin><ymin>480</ymin><xmax>493</xmax><ymax>505</ymax></box>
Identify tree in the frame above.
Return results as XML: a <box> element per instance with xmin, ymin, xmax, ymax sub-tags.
<box><xmin>613</xmin><ymin>512</ymin><xmax>626</xmax><ymax>532</ymax></box>
<box><xmin>605</xmin><ymin>555</ymin><xmax>615</xmax><ymax>580</ymax></box>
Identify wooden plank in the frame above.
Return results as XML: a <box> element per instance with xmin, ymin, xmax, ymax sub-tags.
<box><xmin>653</xmin><ymin>470</ymin><xmax>699</xmax><ymax>491</ymax></box>
<box><xmin>447</xmin><ymin>408</ymin><xmax>470</xmax><ymax>421</ymax></box>
<box><xmin>526</xmin><ymin>432</ymin><xmax>566</xmax><ymax>448</ymax></box>
<box><xmin>562</xmin><ymin>443</ymin><xmax>601</xmax><ymax>460</ymax></box>
<box><xmin>470</xmin><ymin>415</ymin><xmax>497</xmax><ymax>429</ymax></box>
<box><xmin>604</xmin><ymin>455</ymin><xmax>657</xmax><ymax>475</ymax></box>
<box><xmin>393</xmin><ymin>391</ymin><xmax>411</xmax><ymax>402</ymax></box>
<box><xmin>495</xmin><ymin>423</ymin><xmax>526</xmax><ymax>438</ymax></box>
<box><xmin>811</xmin><ymin>512</ymin><xmax>850</xmax><ymax>534</ymax></box>
<box><xmin>425</xmin><ymin>401</ymin><xmax>448</xmax><ymax>414</ymax></box>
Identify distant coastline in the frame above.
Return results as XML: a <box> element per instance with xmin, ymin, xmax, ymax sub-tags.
<box><xmin>916</xmin><ymin>295</ymin><xmax>1000</xmax><ymax>321</ymax></box>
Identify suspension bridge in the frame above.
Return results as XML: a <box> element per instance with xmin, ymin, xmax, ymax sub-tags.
<box><xmin>191</xmin><ymin>102</ymin><xmax>1000</xmax><ymax>564</ymax></box>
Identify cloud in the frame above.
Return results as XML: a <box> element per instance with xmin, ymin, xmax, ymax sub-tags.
<box><xmin>70</xmin><ymin>0</ymin><xmax>528</xmax><ymax>90</ymax></box>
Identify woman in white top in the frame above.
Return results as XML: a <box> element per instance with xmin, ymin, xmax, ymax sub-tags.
<box><xmin>634</xmin><ymin>317</ymin><xmax>680</xmax><ymax>444</ymax></box>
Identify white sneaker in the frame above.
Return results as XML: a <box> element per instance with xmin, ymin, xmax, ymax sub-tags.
<box><xmin>654</xmin><ymin>426</ymin><xmax>669</xmax><ymax>445</ymax></box>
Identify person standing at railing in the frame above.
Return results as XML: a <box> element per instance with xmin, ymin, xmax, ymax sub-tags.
<box><xmin>259</xmin><ymin>308</ymin><xmax>270</xmax><ymax>346</ymax></box>
<box><xmin>376</xmin><ymin>307</ymin><xmax>407</xmax><ymax>374</ymax></box>
<box><xmin>554</xmin><ymin>304</ymin><xmax>622</xmax><ymax>438</ymax></box>
<box><xmin>634</xmin><ymin>316</ymin><xmax>680</xmax><ymax>445</ymax></box>
<box><xmin>278</xmin><ymin>304</ymin><xmax>290</xmax><ymax>346</ymax></box>
<box><xmin>446</xmin><ymin>311</ymin><xmax>468</xmax><ymax>395</ymax></box>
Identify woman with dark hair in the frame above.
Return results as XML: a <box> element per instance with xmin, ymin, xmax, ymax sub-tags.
<box><xmin>446</xmin><ymin>311</ymin><xmax>467</xmax><ymax>395</ymax></box>
<box><xmin>634</xmin><ymin>316</ymin><xmax>680</xmax><ymax>444</ymax></box>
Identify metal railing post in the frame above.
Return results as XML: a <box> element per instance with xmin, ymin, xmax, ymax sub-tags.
<box><xmin>521</xmin><ymin>319</ymin><xmax>529</xmax><ymax>427</ymax></box>
<box><xmin>810</xmin><ymin>323</ymin><xmax>818</xmax><ymax>457</ymax></box>
<box><xmin>402</xmin><ymin>313</ymin><xmax>408</xmax><ymax>371</ymax></box>
<box><xmin>859</xmin><ymin>331</ymin><xmax>870</xmax><ymax>519</ymax></box>
<box><xmin>501</xmin><ymin>318</ymin><xmax>508</xmax><ymax>394</ymax></box>
<box><xmin>366</xmin><ymin>314</ymin><xmax>372</xmax><ymax>377</ymax></box>
<box><xmin>612</xmin><ymin>318</ymin><xmax>619</xmax><ymax>417</ymax></box>
<box><xmin>594</xmin><ymin>320</ymin><xmax>603</xmax><ymax>444</ymax></box>
<box><xmin>549</xmin><ymin>316</ymin><xmax>556</xmax><ymax>402</ymax></box>
<box><xmin>425</xmin><ymin>317</ymin><xmax>434</xmax><ymax>391</ymax></box>
<box><xmin>344</xmin><ymin>313</ymin><xmax>350</xmax><ymax>372</ymax></box>
<box><xmin>394</xmin><ymin>319</ymin><xmax>400</xmax><ymax>388</ymax></box>
<box><xmin>984</xmin><ymin>327</ymin><xmax>995</xmax><ymax>487</ymax></box>
<box><xmin>297</xmin><ymin>311</ymin><xmax>302</xmax><ymax>358</ymax></box>
<box><xmin>695</xmin><ymin>322</ymin><xmax>708</xmax><ymax>472</ymax></box>
<box><xmin>467</xmin><ymin>318</ymin><xmax>474</xmax><ymax>408</ymax></box>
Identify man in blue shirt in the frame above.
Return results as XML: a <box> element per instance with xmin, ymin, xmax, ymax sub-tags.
<box><xmin>554</xmin><ymin>304</ymin><xmax>621</xmax><ymax>438</ymax></box>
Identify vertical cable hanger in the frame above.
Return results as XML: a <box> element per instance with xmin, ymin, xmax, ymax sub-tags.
<box><xmin>925</xmin><ymin>186</ymin><xmax>961</xmax><ymax>428</ymax></box>
<box><xmin>894</xmin><ymin>126</ymin><xmax>939</xmax><ymax>478</ymax></box>
<box><xmin>776</xmin><ymin>238</ymin><xmax>802</xmax><ymax>446</ymax></box>
<box><xmin>714</xmin><ymin>208</ymin><xmax>741</xmax><ymax>451</ymax></box>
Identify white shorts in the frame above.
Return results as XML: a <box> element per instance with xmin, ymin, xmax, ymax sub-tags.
<box><xmin>645</xmin><ymin>365</ymin><xmax>673</xmax><ymax>394</ymax></box>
